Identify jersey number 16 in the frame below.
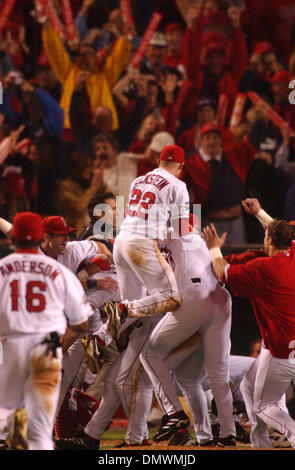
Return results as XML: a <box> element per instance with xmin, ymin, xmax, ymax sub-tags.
<box><xmin>10</xmin><ymin>280</ymin><xmax>47</xmax><ymax>313</ymax></box>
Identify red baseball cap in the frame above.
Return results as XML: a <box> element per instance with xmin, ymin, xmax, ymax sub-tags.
<box><xmin>42</xmin><ymin>216</ymin><xmax>76</xmax><ymax>234</ymax></box>
<box><xmin>200</xmin><ymin>122</ymin><xmax>221</xmax><ymax>136</ymax></box>
<box><xmin>268</xmin><ymin>70</ymin><xmax>294</xmax><ymax>84</ymax></box>
<box><xmin>159</xmin><ymin>145</ymin><xmax>185</xmax><ymax>163</ymax></box>
<box><xmin>253</xmin><ymin>41</ymin><xmax>275</xmax><ymax>55</ymax></box>
<box><xmin>202</xmin><ymin>31</ymin><xmax>227</xmax><ymax>58</ymax></box>
<box><xmin>165</xmin><ymin>23</ymin><xmax>184</xmax><ymax>35</ymax></box>
<box><xmin>204</xmin><ymin>43</ymin><xmax>226</xmax><ymax>58</ymax></box>
<box><xmin>12</xmin><ymin>212</ymin><xmax>43</xmax><ymax>242</ymax></box>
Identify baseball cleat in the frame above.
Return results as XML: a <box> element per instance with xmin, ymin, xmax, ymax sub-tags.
<box><xmin>0</xmin><ymin>439</ymin><xmax>8</xmax><ymax>451</ymax></box>
<box><xmin>168</xmin><ymin>429</ymin><xmax>195</xmax><ymax>446</ymax></box>
<box><xmin>196</xmin><ymin>439</ymin><xmax>216</xmax><ymax>447</ymax></box>
<box><xmin>115</xmin><ymin>439</ymin><xmax>150</xmax><ymax>448</ymax></box>
<box><xmin>270</xmin><ymin>430</ymin><xmax>291</xmax><ymax>448</ymax></box>
<box><xmin>54</xmin><ymin>431</ymin><xmax>100</xmax><ymax>450</ymax></box>
<box><xmin>153</xmin><ymin>411</ymin><xmax>190</xmax><ymax>442</ymax></box>
<box><xmin>104</xmin><ymin>301</ymin><xmax>127</xmax><ymax>340</ymax></box>
<box><xmin>216</xmin><ymin>434</ymin><xmax>236</xmax><ymax>447</ymax></box>
<box><xmin>8</xmin><ymin>408</ymin><xmax>28</xmax><ymax>450</ymax></box>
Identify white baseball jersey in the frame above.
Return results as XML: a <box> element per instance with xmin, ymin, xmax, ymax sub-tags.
<box><xmin>86</xmin><ymin>265</ymin><xmax>121</xmax><ymax>335</ymax></box>
<box><xmin>86</xmin><ymin>264</ymin><xmax>120</xmax><ymax>310</ymax></box>
<box><xmin>39</xmin><ymin>240</ymin><xmax>97</xmax><ymax>274</ymax></box>
<box><xmin>164</xmin><ymin>233</ymin><xmax>220</xmax><ymax>296</ymax></box>
<box><xmin>0</xmin><ymin>251</ymin><xmax>93</xmax><ymax>338</ymax></box>
<box><xmin>120</xmin><ymin>167</ymin><xmax>189</xmax><ymax>239</ymax></box>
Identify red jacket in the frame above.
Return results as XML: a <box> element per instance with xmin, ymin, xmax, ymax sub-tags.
<box><xmin>226</xmin><ymin>246</ymin><xmax>295</xmax><ymax>358</ymax></box>
<box><xmin>183</xmin><ymin>138</ymin><xmax>256</xmax><ymax>204</ymax></box>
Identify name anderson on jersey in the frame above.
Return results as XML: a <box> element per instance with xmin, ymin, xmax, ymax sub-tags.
<box><xmin>0</xmin><ymin>260</ymin><xmax>60</xmax><ymax>280</ymax></box>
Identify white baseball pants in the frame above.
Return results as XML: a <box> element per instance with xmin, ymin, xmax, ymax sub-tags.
<box><xmin>140</xmin><ymin>285</ymin><xmax>236</xmax><ymax>438</ymax></box>
<box><xmin>0</xmin><ymin>334</ymin><xmax>62</xmax><ymax>450</ymax></box>
<box><xmin>85</xmin><ymin>317</ymin><xmax>159</xmax><ymax>444</ymax></box>
<box><xmin>240</xmin><ymin>346</ymin><xmax>295</xmax><ymax>448</ymax></box>
<box><xmin>114</xmin><ymin>236</ymin><xmax>181</xmax><ymax>317</ymax></box>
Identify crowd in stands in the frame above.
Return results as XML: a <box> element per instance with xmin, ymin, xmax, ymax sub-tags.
<box><xmin>1</xmin><ymin>0</ymin><xmax>295</xmax><ymax>243</ymax></box>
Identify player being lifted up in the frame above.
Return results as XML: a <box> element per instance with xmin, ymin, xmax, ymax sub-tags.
<box><xmin>104</xmin><ymin>145</ymin><xmax>190</xmax><ymax>340</ymax></box>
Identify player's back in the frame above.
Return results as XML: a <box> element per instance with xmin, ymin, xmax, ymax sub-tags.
<box><xmin>120</xmin><ymin>167</ymin><xmax>189</xmax><ymax>239</ymax></box>
<box><xmin>0</xmin><ymin>252</ymin><xmax>84</xmax><ymax>337</ymax></box>
<box><xmin>165</xmin><ymin>233</ymin><xmax>222</xmax><ymax>296</ymax></box>
<box><xmin>58</xmin><ymin>240</ymin><xmax>97</xmax><ymax>273</ymax></box>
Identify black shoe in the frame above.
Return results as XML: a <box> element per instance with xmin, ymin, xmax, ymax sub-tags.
<box><xmin>153</xmin><ymin>411</ymin><xmax>190</xmax><ymax>442</ymax></box>
<box><xmin>104</xmin><ymin>301</ymin><xmax>127</xmax><ymax>340</ymax></box>
<box><xmin>55</xmin><ymin>432</ymin><xmax>100</xmax><ymax>450</ymax></box>
<box><xmin>196</xmin><ymin>439</ymin><xmax>216</xmax><ymax>447</ymax></box>
<box><xmin>169</xmin><ymin>430</ymin><xmax>194</xmax><ymax>446</ymax></box>
<box><xmin>235</xmin><ymin>422</ymin><xmax>250</xmax><ymax>444</ymax></box>
<box><xmin>0</xmin><ymin>440</ymin><xmax>8</xmax><ymax>451</ymax></box>
<box><xmin>216</xmin><ymin>434</ymin><xmax>236</xmax><ymax>447</ymax></box>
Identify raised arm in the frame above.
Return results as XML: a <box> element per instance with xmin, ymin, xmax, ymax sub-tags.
<box><xmin>202</xmin><ymin>223</ymin><xmax>228</xmax><ymax>281</ymax></box>
<box><xmin>242</xmin><ymin>198</ymin><xmax>274</xmax><ymax>229</ymax></box>
<box><xmin>42</xmin><ymin>25</ymin><xmax>72</xmax><ymax>85</ymax></box>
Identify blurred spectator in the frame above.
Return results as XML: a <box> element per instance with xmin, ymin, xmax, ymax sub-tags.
<box><xmin>75</xmin><ymin>1</ymin><xmax>131</xmax><ymax>53</ymax></box>
<box><xmin>181</xmin><ymin>3</ymin><xmax>248</xmax><ymax>121</ymax></box>
<box><xmin>1</xmin><ymin>73</ymin><xmax>64</xmax><ymax>140</ymax></box>
<box><xmin>92</xmin><ymin>133</ymin><xmax>141</xmax><ymax>203</ymax></box>
<box><xmin>177</xmin><ymin>96</ymin><xmax>234</xmax><ymax>153</ymax></box>
<box><xmin>112</xmin><ymin>70</ymin><xmax>165</xmax><ymax>147</ymax></box>
<box><xmin>41</xmin><ymin>20</ymin><xmax>131</xmax><ymax>134</ymax></box>
<box><xmin>244</xmin><ymin>122</ymin><xmax>294</xmax><ymax>242</ymax></box>
<box><xmin>268</xmin><ymin>70</ymin><xmax>295</xmax><ymax>127</ymax></box>
<box><xmin>182</xmin><ymin>122</ymin><xmax>257</xmax><ymax>243</ymax></box>
<box><xmin>163</xmin><ymin>23</ymin><xmax>185</xmax><ymax>71</ymax></box>
<box><xmin>35</xmin><ymin>64</ymin><xmax>62</xmax><ymax>102</ymax></box>
<box><xmin>0</xmin><ymin>25</ymin><xmax>30</xmax><ymax>71</ymax></box>
<box><xmin>137</xmin><ymin>130</ymin><xmax>175</xmax><ymax>176</ymax></box>
<box><xmin>239</xmin><ymin>42</ymin><xmax>281</xmax><ymax>100</ymax></box>
<box><xmin>70</xmin><ymin>80</ymin><xmax>113</xmax><ymax>150</ymax></box>
<box><xmin>140</xmin><ymin>32</ymin><xmax>168</xmax><ymax>82</ymax></box>
<box><xmin>128</xmin><ymin>112</ymin><xmax>164</xmax><ymax>153</ymax></box>
<box><xmin>55</xmin><ymin>151</ymin><xmax>109</xmax><ymax>234</ymax></box>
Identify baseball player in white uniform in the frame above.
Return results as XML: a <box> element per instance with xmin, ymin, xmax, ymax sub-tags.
<box><xmin>54</xmin><ymin>315</ymin><xmax>161</xmax><ymax>450</ymax></box>
<box><xmin>55</xmin><ymin>261</ymin><xmax>121</xmax><ymax>417</ymax></box>
<box><xmin>139</xmin><ymin>230</ymin><xmax>236</xmax><ymax>445</ymax></box>
<box><xmin>104</xmin><ymin>144</ymin><xmax>190</xmax><ymax>339</ymax></box>
<box><xmin>0</xmin><ymin>214</ymin><xmax>117</xmax><ymax>438</ymax></box>
<box><xmin>0</xmin><ymin>212</ymin><xmax>92</xmax><ymax>450</ymax></box>
<box><xmin>0</xmin><ymin>214</ymin><xmax>112</xmax><ymax>276</ymax></box>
